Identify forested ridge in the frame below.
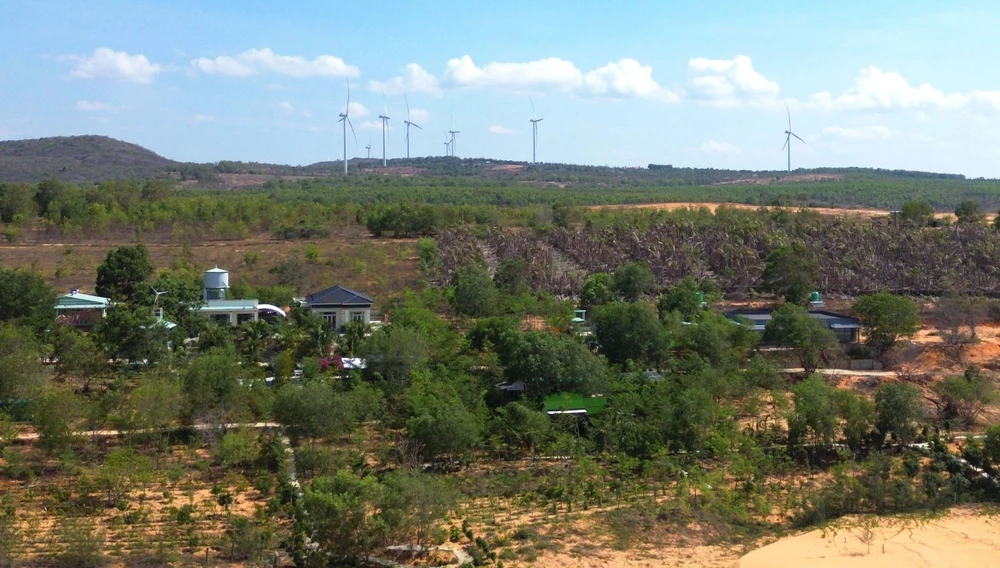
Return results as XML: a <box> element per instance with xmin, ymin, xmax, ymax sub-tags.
<box><xmin>3</xmin><ymin>135</ymin><xmax>1000</xmax><ymax>210</ymax></box>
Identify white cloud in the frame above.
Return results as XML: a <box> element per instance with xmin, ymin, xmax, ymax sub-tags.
<box><xmin>359</xmin><ymin>120</ymin><xmax>392</xmax><ymax>131</ymax></box>
<box><xmin>193</xmin><ymin>114</ymin><xmax>214</xmax><ymax>122</ymax></box>
<box><xmin>583</xmin><ymin>58</ymin><xmax>675</xmax><ymax>101</ymax></box>
<box><xmin>370</xmin><ymin>63</ymin><xmax>442</xmax><ymax>96</ymax></box>
<box><xmin>688</xmin><ymin>55</ymin><xmax>780</xmax><ymax>108</ymax></box>
<box><xmin>278</xmin><ymin>101</ymin><xmax>294</xmax><ymax>113</ymax></box>
<box><xmin>489</xmin><ymin>125</ymin><xmax>515</xmax><ymax>135</ymax></box>
<box><xmin>809</xmin><ymin>66</ymin><xmax>965</xmax><ymax>111</ymax></box>
<box><xmin>408</xmin><ymin>108</ymin><xmax>430</xmax><ymax>123</ymax></box>
<box><xmin>343</xmin><ymin>101</ymin><xmax>369</xmax><ymax>118</ymax></box>
<box><xmin>822</xmin><ymin>125</ymin><xmax>897</xmax><ymax>140</ymax></box>
<box><xmin>699</xmin><ymin>141</ymin><xmax>742</xmax><ymax>155</ymax></box>
<box><xmin>76</xmin><ymin>100</ymin><xmax>116</xmax><ymax>113</ymax></box>
<box><xmin>68</xmin><ymin>47</ymin><xmax>162</xmax><ymax>84</ymax></box>
<box><xmin>438</xmin><ymin>55</ymin><xmax>676</xmax><ymax>101</ymax></box>
<box><xmin>191</xmin><ymin>48</ymin><xmax>359</xmax><ymax>78</ymax></box>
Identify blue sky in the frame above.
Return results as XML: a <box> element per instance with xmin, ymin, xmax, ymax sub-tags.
<box><xmin>2</xmin><ymin>0</ymin><xmax>1000</xmax><ymax>176</ymax></box>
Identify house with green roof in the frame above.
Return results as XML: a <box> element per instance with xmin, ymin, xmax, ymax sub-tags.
<box><xmin>543</xmin><ymin>392</ymin><xmax>608</xmax><ymax>416</ymax></box>
<box><xmin>55</xmin><ymin>289</ymin><xmax>111</xmax><ymax>330</ymax></box>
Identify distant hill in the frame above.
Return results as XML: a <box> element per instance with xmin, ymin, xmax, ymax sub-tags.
<box><xmin>0</xmin><ymin>134</ymin><xmax>976</xmax><ymax>187</ymax></box>
<box><xmin>0</xmin><ymin>135</ymin><xmax>183</xmax><ymax>183</ymax></box>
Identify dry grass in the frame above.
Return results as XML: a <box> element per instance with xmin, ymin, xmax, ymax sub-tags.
<box><xmin>0</xmin><ymin>226</ymin><xmax>421</xmax><ymax>308</ymax></box>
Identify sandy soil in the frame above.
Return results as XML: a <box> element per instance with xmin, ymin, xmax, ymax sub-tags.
<box><xmin>585</xmin><ymin>202</ymin><xmax>995</xmax><ymax>222</ymax></box>
<box><xmin>734</xmin><ymin>507</ymin><xmax>1000</xmax><ymax>568</ymax></box>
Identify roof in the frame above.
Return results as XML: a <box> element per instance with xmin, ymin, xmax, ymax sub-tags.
<box><xmin>199</xmin><ymin>299</ymin><xmax>259</xmax><ymax>312</ymax></box>
<box><xmin>543</xmin><ymin>392</ymin><xmax>608</xmax><ymax>415</ymax></box>
<box><xmin>724</xmin><ymin>308</ymin><xmax>860</xmax><ymax>332</ymax></box>
<box><xmin>55</xmin><ymin>292</ymin><xmax>111</xmax><ymax>310</ymax></box>
<box><xmin>257</xmin><ymin>304</ymin><xmax>287</xmax><ymax>317</ymax></box>
<box><xmin>304</xmin><ymin>285</ymin><xmax>373</xmax><ymax>307</ymax></box>
<box><xmin>204</xmin><ymin>266</ymin><xmax>228</xmax><ymax>273</ymax></box>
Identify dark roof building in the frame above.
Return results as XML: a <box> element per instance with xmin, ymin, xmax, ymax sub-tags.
<box><xmin>725</xmin><ymin>308</ymin><xmax>861</xmax><ymax>343</ymax></box>
<box><xmin>304</xmin><ymin>286</ymin><xmax>373</xmax><ymax>307</ymax></box>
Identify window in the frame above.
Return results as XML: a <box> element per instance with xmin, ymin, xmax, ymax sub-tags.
<box><xmin>323</xmin><ymin>312</ymin><xmax>337</xmax><ymax>329</ymax></box>
<box><xmin>351</xmin><ymin>311</ymin><xmax>364</xmax><ymax>322</ymax></box>
<box><xmin>237</xmin><ymin>313</ymin><xmax>255</xmax><ymax>325</ymax></box>
<box><xmin>211</xmin><ymin>314</ymin><xmax>230</xmax><ymax>326</ymax></box>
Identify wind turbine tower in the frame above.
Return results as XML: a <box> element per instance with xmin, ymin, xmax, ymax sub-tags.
<box><xmin>378</xmin><ymin>92</ymin><xmax>390</xmax><ymax>167</ymax></box>
<box><xmin>337</xmin><ymin>81</ymin><xmax>357</xmax><ymax>174</ymax></box>
<box><xmin>402</xmin><ymin>95</ymin><xmax>422</xmax><ymax>160</ymax></box>
<box><xmin>448</xmin><ymin>128</ymin><xmax>460</xmax><ymax>157</ymax></box>
<box><xmin>782</xmin><ymin>104</ymin><xmax>805</xmax><ymax>172</ymax></box>
<box><xmin>366</xmin><ymin>140</ymin><xmax>371</xmax><ymax>159</ymax></box>
<box><xmin>529</xmin><ymin>98</ymin><xmax>543</xmax><ymax>165</ymax></box>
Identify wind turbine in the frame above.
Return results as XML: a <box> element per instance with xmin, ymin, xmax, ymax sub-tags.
<box><xmin>151</xmin><ymin>286</ymin><xmax>167</xmax><ymax>306</ymax></box>
<box><xmin>529</xmin><ymin>97</ymin><xmax>543</xmax><ymax>165</ymax></box>
<box><xmin>442</xmin><ymin>130</ymin><xmax>452</xmax><ymax>156</ymax></box>
<box><xmin>378</xmin><ymin>91</ymin><xmax>390</xmax><ymax>167</ymax></box>
<box><xmin>782</xmin><ymin>104</ymin><xmax>805</xmax><ymax>172</ymax></box>
<box><xmin>403</xmin><ymin>94</ymin><xmax>422</xmax><ymax>160</ymax></box>
<box><xmin>448</xmin><ymin>124</ymin><xmax>460</xmax><ymax>158</ymax></box>
<box><xmin>365</xmin><ymin>139</ymin><xmax>371</xmax><ymax>159</ymax></box>
<box><xmin>338</xmin><ymin>81</ymin><xmax>358</xmax><ymax>174</ymax></box>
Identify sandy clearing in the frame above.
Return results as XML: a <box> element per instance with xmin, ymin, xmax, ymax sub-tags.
<box><xmin>735</xmin><ymin>507</ymin><xmax>1000</xmax><ymax>568</ymax></box>
<box><xmin>584</xmin><ymin>202</ymin><xmax>995</xmax><ymax>222</ymax></box>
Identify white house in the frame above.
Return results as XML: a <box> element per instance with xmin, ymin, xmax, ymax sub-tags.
<box><xmin>196</xmin><ymin>267</ymin><xmax>258</xmax><ymax>326</ymax></box>
<box><xmin>301</xmin><ymin>285</ymin><xmax>373</xmax><ymax>330</ymax></box>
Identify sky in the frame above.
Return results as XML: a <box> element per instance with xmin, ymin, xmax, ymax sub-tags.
<box><xmin>2</xmin><ymin>0</ymin><xmax>1000</xmax><ymax>176</ymax></box>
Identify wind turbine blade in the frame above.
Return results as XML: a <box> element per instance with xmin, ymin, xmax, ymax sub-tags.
<box><xmin>348</xmin><ymin>117</ymin><xmax>357</xmax><ymax>146</ymax></box>
<box><xmin>791</xmin><ymin>132</ymin><xmax>805</xmax><ymax>144</ymax></box>
<box><xmin>530</xmin><ymin>96</ymin><xmax>536</xmax><ymax>120</ymax></box>
<box><xmin>412</xmin><ymin>123</ymin><xmax>422</xmax><ymax>130</ymax></box>
<box><xmin>405</xmin><ymin>94</ymin><xmax>411</xmax><ymax>121</ymax></box>
<box><xmin>781</xmin><ymin>137</ymin><xmax>788</xmax><ymax>151</ymax></box>
<box><xmin>346</xmin><ymin>80</ymin><xmax>351</xmax><ymax>112</ymax></box>
<box><xmin>786</xmin><ymin>103</ymin><xmax>791</xmax><ymax>131</ymax></box>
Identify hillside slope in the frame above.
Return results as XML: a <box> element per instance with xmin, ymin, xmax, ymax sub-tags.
<box><xmin>0</xmin><ymin>135</ymin><xmax>179</xmax><ymax>182</ymax></box>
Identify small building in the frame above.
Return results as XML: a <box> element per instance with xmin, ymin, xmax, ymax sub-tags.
<box><xmin>196</xmin><ymin>267</ymin><xmax>258</xmax><ymax>326</ymax></box>
<box><xmin>543</xmin><ymin>392</ymin><xmax>608</xmax><ymax>416</ymax></box>
<box><xmin>725</xmin><ymin>308</ymin><xmax>861</xmax><ymax>344</ymax></box>
<box><xmin>55</xmin><ymin>289</ymin><xmax>111</xmax><ymax>329</ymax></box>
<box><xmin>301</xmin><ymin>285</ymin><xmax>373</xmax><ymax>330</ymax></box>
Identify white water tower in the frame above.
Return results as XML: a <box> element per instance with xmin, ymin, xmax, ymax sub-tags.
<box><xmin>203</xmin><ymin>266</ymin><xmax>230</xmax><ymax>301</ymax></box>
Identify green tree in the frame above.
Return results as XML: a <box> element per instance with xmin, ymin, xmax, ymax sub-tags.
<box><xmin>381</xmin><ymin>471</ymin><xmax>457</xmax><ymax>549</ymax></box>
<box><xmin>338</xmin><ymin>320</ymin><xmax>369</xmax><ymax>357</ymax></box>
<box><xmin>0</xmin><ymin>323</ymin><xmax>47</xmax><ymax>400</ymax></box>
<box><xmin>118</xmin><ymin>368</ymin><xmax>184</xmax><ymax>435</ymax></box>
<box><xmin>656</xmin><ymin>276</ymin><xmax>705</xmax><ymax>322</ymax></box>
<box><xmin>33</xmin><ymin>386</ymin><xmax>85</xmax><ymax>455</ymax></box>
<box><xmin>359</xmin><ymin>325</ymin><xmax>430</xmax><ymax>390</ymax></box>
<box><xmin>788</xmin><ymin>375</ymin><xmax>838</xmax><ymax>446</ymax></box>
<box><xmin>96</xmin><ymin>448</ymin><xmax>153</xmax><ymax>507</ymax></box>
<box><xmin>763</xmin><ymin>304</ymin><xmax>839</xmax><ymax>373</ymax></box>
<box><xmin>450</xmin><ymin>263</ymin><xmax>499</xmax><ymax>317</ymax></box>
<box><xmin>898</xmin><ymin>200</ymin><xmax>934</xmax><ymax>226</ymax></box>
<box><xmin>954</xmin><ymin>200</ymin><xmax>985</xmax><ymax>224</ymax></box>
<box><xmin>0</xmin><ymin>181</ymin><xmax>36</xmax><ymax>223</ymax></box>
<box><xmin>92</xmin><ymin>305</ymin><xmax>167</xmax><ymax>363</ymax></box>
<box><xmin>613</xmin><ymin>262</ymin><xmax>657</xmax><ymax>302</ymax></box>
<box><xmin>304</xmin><ymin>471</ymin><xmax>386</xmax><ymax>562</ymax></box>
<box><xmin>592</xmin><ymin>301</ymin><xmax>667</xmax><ymax>368</ymax></box>
<box><xmin>934</xmin><ymin>365</ymin><xmax>996</xmax><ymax>427</ymax></box>
<box><xmin>274</xmin><ymin>382</ymin><xmax>354</xmax><ymax>440</ymax></box>
<box><xmin>494</xmin><ymin>258</ymin><xmax>531</xmax><ymax>296</ymax></box>
<box><xmin>874</xmin><ymin>382</ymin><xmax>924</xmax><ymax>446</ymax></box>
<box><xmin>851</xmin><ymin>292</ymin><xmax>921</xmax><ymax>352</ymax></box>
<box><xmin>835</xmin><ymin>389</ymin><xmax>875</xmax><ymax>452</ymax></box>
<box><xmin>983</xmin><ymin>424</ymin><xmax>1000</xmax><ymax>466</ymax></box>
<box><xmin>491</xmin><ymin>402</ymin><xmax>552</xmax><ymax>457</ymax></box>
<box><xmin>33</xmin><ymin>178</ymin><xmax>68</xmax><ymax>215</ymax></box>
<box><xmin>496</xmin><ymin>330</ymin><xmax>611</xmax><ymax>397</ymax></box>
<box><xmin>760</xmin><ymin>243</ymin><xmax>819</xmax><ymax>304</ymax></box>
<box><xmin>95</xmin><ymin>244</ymin><xmax>155</xmax><ymax>303</ymax></box>
<box><xmin>579</xmin><ymin>272</ymin><xmax>615</xmax><ymax>309</ymax></box>
<box><xmin>181</xmin><ymin>348</ymin><xmax>251</xmax><ymax>422</ymax></box>
<box><xmin>0</xmin><ymin>268</ymin><xmax>54</xmax><ymax>334</ymax></box>
<box><xmin>150</xmin><ymin>270</ymin><xmax>207</xmax><ymax>337</ymax></box>
<box><xmin>404</xmin><ymin>373</ymin><xmax>483</xmax><ymax>460</ymax></box>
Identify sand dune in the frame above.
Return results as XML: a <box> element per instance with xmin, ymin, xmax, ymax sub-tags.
<box><xmin>735</xmin><ymin>507</ymin><xmax>1000</xmax><ymax>568</ymax></box>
